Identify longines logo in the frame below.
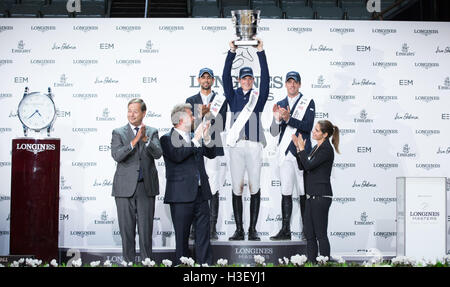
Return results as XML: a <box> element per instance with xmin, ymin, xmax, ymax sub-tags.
<box><xmin>70</xmin><ymin>231</ymin><xmax>96</xmax><ymax>238</ymax></box>
<box><xmin>333</xmin><ymin>162</ymin><xmax>356</xmax><ymax>170</ymax></box>
<box><xmin>414</xmin><ymin>29</ymin><xmax>438</xmax><ymax>36</ymax></box>
<box><xmin>30</xmin><ymin>59</ymin><xmax>56</xmax><ymax>66</ymax></box>
<box><xmin>372</xmin><ymin>95</ymin><xmax>398</xmax><ymax>102</ymax></box>
<box><xmin>311</xmin><ymin>75</ymin><xmax>331</xmax><ymax>89</ymax></box>
<box><xmin>60</xmin><ymin>176</ymin><xmax>72</xmax><ymax>191</ymax></box>
<box><xmin>0</xmin><ymin>59</ymin><xmax>13</xmax><ymax>66</ymax></box>
<box><xmin>396</xmin><ymin>43</ymin><xmax>415</xmax><ymax>56</ymax></box>
<box><xmin>158</xmin><ymin>127</ymin><xmax>171</xmax><ymax>133</ymax></box>
<box><xmin>140</xmin><ymin>40</ymin><xmax>159</xmax><ymax>54</ymax></box>
<box><xmin>116</xmin><ymin>59</ymin><xmax>141</xmax><ymax>66</ymax></box>
<box><xmin>94</xmin><ymin>211</ymin><xmax>115</xmax><ymax>224</ymax></box>
<box><xmin>72</xmin><ymin>161</ymin><xmax>97</xmax><ymax>168</ymax></box>
<box><xmin>73</xmin><ymin>25</ymin><xmax>98</xmax><ymax>32</ymax></box>
<box><xmin>287</xmin><ymin>27</ymin><xmax>312</xmax><ymax>34</ymax></box>
<box><xmin>414</xmin><ymin>62</ymin><xmax>439</xmax><ymax>70</ymax></box>
<box><xmin>373</xmin><ymin>197</ymin><xmax>396</xmax><ymax>205</ymax></box>
<box><xmin>16</xmin><ymin>143</ymin><xmax>56</xmax><ymax>154</ymax></box>
<box><xmin>309</xmin><ymin>44</ymin><xmax>333</xmax><ymax>52</ymax></box>
<box><xmin>415</xmin><ymin>163</ymin><xmax>440</xmax><ymax>170</ymax></box>
<box><xmin>159</xmin><ymin>25</ymin><xmax>184</xmax><ymax>32</ymax></box>
<box><xmin>73</xmin><ymin>59</ymin><xmax>98</xmax><ymax>66</ymax></box>
<box><xmin>73</xmin><ymin>93</ymin><xmax>98</xmax><ymax>100</ymax></box>
<box><xmin>354</xmin><ymin>212</ymin><xmax>375</xmax><ymax>225</ymax></box>
<box><xmin>54</xmin><ymin>74</ymin><xmax>74</xmax><ymax>88</ymax></box>
<box><xmin>235</xmin><ymin>247</ymin><xmax>273</xmax><ymax>256</ymax></box>
<box><xmin>438</xmin><ymin>77</ymin><xmax>450</xmax><ymax>90</ymax></box>
<box><xmin>415</xmin><ymin>95</ymin><xmax>439</xmax><ymax>103</ymax></box>
<box><xmin>31</xmin><ymin>25</ymin><xmax>56</xmax><ymax>32</ymax></box>
<box><xmin>329</xmin><ymin>61</ymin><xmax>355</xmax><ymax>68</ymax></box>
<box><xmin>96</xmin><ymin>108</ymin><xmax>116</xmax><ymax>121</ymax></box>
<box><xmin>352</xmin><ymin>180</ymin><xmax>376</xmax><ymax>188</ymax></box>
<box><xmin>0</xmin><ymin>231</ymin><xmax>10</xmax><ymax>236</ymax></box>
<box><xmin>374</xmin><ymin>231</ymin><xmax>396</xmax><ymax>239</ymax></box>
<box><xmin>330</xmin><ymin>95</ymin><xmax>355</xmax><ymax>102</ymax></box>
<box><xmin>12</xmin><ymin>41</ymin><xmax>31</xmax><ymax>53</ymax></box>
<box><xmin>372</xmin><ymin>129</ymin><xmax>399</xmax><ymax>136</ymax></box>
<box><xmin>52</xmin><ymin>42</ymin><xmax>76</xmax><ymax>50</ymax></box>
<box><xmin>257</xmin><ymin>26</ymin><xmax>269</xmax><ymax>32</ymax></box>
<box><xmin>395</xmin><ymin>113</ymin><xmax>418</xmax><ymax>120</ymax></box>
<box><xmin>415</xmin><ymin>129</ymin><xmax>440</xmax><ymax>136</ymax></box>
<box><xmin>372</xmin><ymin>28</ymin><xmax>397</xmax><ymax>35</ymax></box>
<box><xmin>0</xmin><ymin>195</ymin><xmax>11</xmax><ymax>202</ymax></box>
<box><xmin>397</xmin><ymin>144</ymin><xmax>416</xmax><ymax>158</ymax></box>
<box><xmin>201</xmin><ymin>26</ymin><xmax>227</xmax><ymax>32</ymax></box>
<box><xmin>373</xmin><ymin>163</ymin><xmax>399</xmax><ymax>170</ymax></box>
<box><xmin>116</xmin><ymin>25</ymin><xmax>141</xmax><ymax>32</ymax></box>
<box><xmin>354</xmin><ymin>110</ymin><xmax>373</xmax><ymax>123</ymax></box>
<box><xmin>156</xmin><ymin>231</ymin><xmax>176</xmax><ymax>236</ymax></box>
<box><xmin>352</xmin><ymin>78</ymin><xmax>376</xmax><ymax>86</ymax></box>
<box><xmin>410</xmin><ymin>211</ymin><xmax>439</xmax><ymax>221</ymax></box>
<box><xmin>330</xmin><ymin>231</ymin><xmax>356</xmax><ymax>239</ymax></box>
<box><xmin>95</xmin><ymin>77</ymin><xmax>119</xmax><ymax>84</ymax></box>
<box><xmin>340</xmin><ymin>129</ymin><xmax>356</xmax><ymax>136</ymax></box>
<box><xmin>0</xmin><ymin>25</ymin><xmax>13</xmax><ymax>33</ymax></box>
<box><xmin>333</xmin><ymin>197</ymin><xmax>356</xmax><ymax>204</ymax></box>
<box><xmin>437</xmin><ymin>147</ymin><xmax>450</xmax><ymax>154</ymax></box>
<box><xmin>116</xmin><ymin>93</ymin><xmax>141</xmax><ymax>100</ymax></box>
<box><xmin>372</xmin><ymin>61</ymin><xmax>398</xmax><ymax>69</ymax></box>
<box><xmin>71</xmin><ymin>195</ymin><xmax>96</xmax><ymax>203</ymax></box>
<box><xmin>329</xmin><ymin>27</ymin><xmax>355</xmax><ymax>35</ymax></box>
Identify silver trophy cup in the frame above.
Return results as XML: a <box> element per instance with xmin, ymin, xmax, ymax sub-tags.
<box><xmin>231</xmin><ymin>10</ymin><xmax>260</xmax><ymax>46</ymax></box>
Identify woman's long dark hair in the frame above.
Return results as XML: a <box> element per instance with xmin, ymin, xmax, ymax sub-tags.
<box><xmin>318</xmin><ymin>120</ymin><xmax>340</xmax><ymax>154</ymax></box>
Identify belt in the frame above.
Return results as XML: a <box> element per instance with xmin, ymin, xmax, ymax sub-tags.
<box><xmin>306</xmin><ymin>194</ymin><xmax>332</xmax><ymax>200</ymax></box>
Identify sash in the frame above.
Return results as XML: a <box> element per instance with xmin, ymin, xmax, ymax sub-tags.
<box><xmin>278</xmin><ymin>95</ymin><xmax>311</xmax><ymax>164</ymax></box>
<box><xmin>225</xmin><ymin>90</ymin><xmax>259</xmax><ymax>147</ymax></box>
<box><xmin>209</xmin><ymin>93</ymin><xmax>226</xmax><ymax>118</ymax></box>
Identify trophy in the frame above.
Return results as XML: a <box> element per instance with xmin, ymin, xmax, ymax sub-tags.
<box><xmin>231</xmin><ymin>10</ymin><xmax>260</xmax><ymax>46</ymax></box>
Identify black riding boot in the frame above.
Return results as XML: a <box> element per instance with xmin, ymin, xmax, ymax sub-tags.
<box><xmin>270</xmin><ymin>195</ymin><xmax>292</xmax><ymax>240</ymax></box>
<box><xmin>248</xmin><ymin>190</ymin><xmax>261</xmax><ymax>241</ymax></box>
<box><xmin>210</xmin><ymin>192</ymin><xmax>219</xmax><ymax>240</ymax></box>
<box><xmin>228</xmin><ymin>193</ymin><xmax>244</xmax><ymax>241</ymax></box>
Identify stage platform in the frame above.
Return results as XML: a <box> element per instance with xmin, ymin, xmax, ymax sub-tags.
<box><xmin>57</xmin><ymin>240</ymin><xmax>307</xmax><ymax>265</ymax></box>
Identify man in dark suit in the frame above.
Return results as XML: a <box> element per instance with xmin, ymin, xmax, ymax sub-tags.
<box><xmin>185</xmin><ymin>67</ymin><xmax>227</xmax><ymax>240</ymax></box>
<box><xmin>160</xmin><ymin>103</ymin><xmax>216</xmax><ymax>265</ymax></box>
<box><xmin>111</xmin><ymin>98</ymin><xmax>163</xmax><ymax>263</ymax></box>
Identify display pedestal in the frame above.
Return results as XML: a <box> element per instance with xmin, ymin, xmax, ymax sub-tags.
<box><xmin>10</xmin><ymin>138</ymin><xmax>60</xmax><ymax>262</ymax></box>
<box><xmin>396</xmin><ymin>177</ymin><xmax>447</xmax><ymax>261</ymax></box>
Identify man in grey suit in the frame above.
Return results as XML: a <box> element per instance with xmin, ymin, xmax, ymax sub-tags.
<box><xmin>111</xmin><ymin>98</ymin><xmax>163</xmax><ymax>263</ymax></box>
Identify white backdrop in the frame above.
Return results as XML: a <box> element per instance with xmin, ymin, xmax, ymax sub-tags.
<box><xmin>0</xmin><ymin>18</ymin><xmax>449</xmax><ymax>257</ymax></box>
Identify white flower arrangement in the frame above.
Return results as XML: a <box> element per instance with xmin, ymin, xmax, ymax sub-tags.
<box><xmin>332</xmin><ymin>256</ymin><xmax>346</xmax><ymax>264</ymax></box>
<box><xmin>390</xmin><ymin>256</ymin><xmax>416</xmax><ymax>266</ymax></box>
<box><xmin>254</xmin><ymin>255</ymin><xmax>266</xmax><ymax>266</ymax></box>
<box><xmin>71</xmin><ymin>258</ymin><xmax>82</xmax><ymax>267</ymax></box>
<box><xmin>290</xmin><ymin>254</ymin><xmax>307</xmax><ymax>266</ymax></box>
<box><xmin>316</xmin><ymin>256</ymin><xmax>329</xmax><ymax>265</ymax></box>
<box><xmin>278</xmin><ymin>257</ymin><xmax>290</xmax><ymax>265</ymax></box>
<box><xmin>217</xmin><ymin>258</ymin><xmax>228</xmax><ymax>266</ymax></box>
<box><xmin>50</xmin><ymin>259</ymin><xmax>58</xmax><ymax>267</ymax></box>
<box><xmin>162</xmin><ymin>259</ymin><xmax>172</xmax><ymax>267</ymax></box>
<box><xmin>103</xmin><ymin>260</ymin><xmax>112</xmax><ymax>267</ymax></box>
<box><xmin>90</xmin><ymin>261</ymin><xmax>101</xmax><ymax>267</ymax></box>
<box><xmin>26</xmin><ymin>258</ymin><xmax>42</xmax><ymax>267</ymax></box>
<box><xmin>142</xmin><ymin>258</ymin><xmax>156</xmax><ymax>267</ymax></box>
<box><xmin>180</xmin><ymin>256</ymin><xmax>196</xmax><ymax>267</ymax></box>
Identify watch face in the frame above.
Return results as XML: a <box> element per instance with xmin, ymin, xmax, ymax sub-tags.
<box><xmin>18</xmin><ymin>92</ymin><xmax>56</xmax><ymax>131</ymax></box>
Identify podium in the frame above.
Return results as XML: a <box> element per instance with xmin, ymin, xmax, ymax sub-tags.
<box><xmin>10</xmin><ymin>138</ymin><xmax>60</xmax><ymax>262</ymax></box>
<box><xmin>396</xmin><ymin>177</ymin><xmax>447</xmax><ymax>261</ymax></box>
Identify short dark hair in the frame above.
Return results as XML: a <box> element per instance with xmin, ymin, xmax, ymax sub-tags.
<box><xmin>128</xmin><ymin>98</ymin><xmax>147</xmax><ymax>112</ymax></box>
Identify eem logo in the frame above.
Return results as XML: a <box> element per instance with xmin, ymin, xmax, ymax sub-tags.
<box><xmin>357</xmin><ymin>146</ymin><xmax>372</xmax><ymax>153</ymax></box>
<box><xmin>356</xmin><ymin>45</ymin><xmax>371</xmax><ymax>52</ymax></box>
<box><xmin>399</xmin><ymin>79</ymin><xmax>414</xmax><ymax>86</ymax></box>
<box><xmin>99</xmin><ymin>43</ymin><xmax>115</xmax><ymax>49</ymax></box>
<box><xmin>143</xmin><ymin>77</ymin><xmax>157</xmax><ymax>84</ymax></box>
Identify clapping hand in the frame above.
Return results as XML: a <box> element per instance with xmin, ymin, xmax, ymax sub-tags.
<box><xmin>273</xmin><ymin>104</ymin><xmax>281</xmax><ymax>122</ymax></box>
<box><xmin>292</xmin><ymin>133</ymin><xmax>305</xmax><ymax>152</ymax></box>
<box><xmin>279</xmin><ymin>106</ymin><xmax>291</xmax><ymax>122</ymax></box>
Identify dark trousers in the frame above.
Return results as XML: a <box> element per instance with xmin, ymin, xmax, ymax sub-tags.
<box><xmin>115</xmin><ymin>181</ymin><xmax>155</xmax><ymax>263</ymax></box>
<box><xmin>170</xmin><ymin>187</ymin><xmax>212</xmax><ymax>265</ymax></box>
<box><xmin>304</xmin><ymin>196</ymin><xmax>332</xmax><ymax>262</ymax></box>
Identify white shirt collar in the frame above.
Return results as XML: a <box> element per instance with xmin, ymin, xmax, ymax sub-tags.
<box><xmin>129</xmin><ymin>123</ymin><xmax>142</xmax><ymax>134</ymax></box>
<box><xmin>174</xmin><ymin>127</ymin><xmax>190</xmax><ymax>142</ymax></box>
<box><xmin>199</xmin><ymin>90</ymin><xmax>213</xmax><ymax>105</ymax></box>
<box><xmin>287</xmin><ymin>93</ymin><xmax>300</xmax><ymax>108</ymax></box>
